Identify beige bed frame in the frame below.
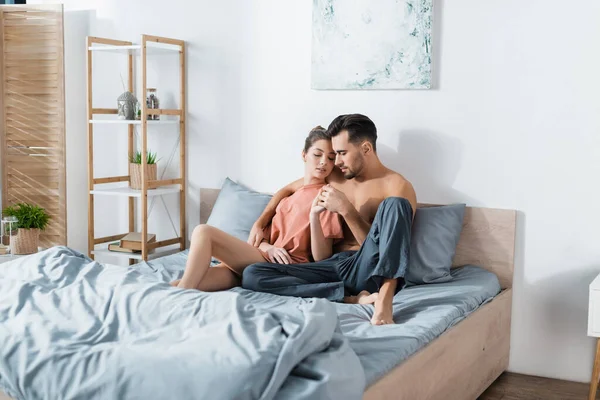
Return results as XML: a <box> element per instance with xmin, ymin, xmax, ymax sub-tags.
<box><xmin>0</xmin><ymin>191</ymin><xmax>516</xmax><ymax>400</ymax></box>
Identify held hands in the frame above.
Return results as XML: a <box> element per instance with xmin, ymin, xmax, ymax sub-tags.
<box><xmin>311</xmin><ymin>189</ymin><xmax>327</xmax><ymax>216</ymax></box>
<box><xmin>263</xmin><ymin>244</ymin><xmax>293</xmax><ymax>265</ymax></box>
<box><xmin>316</xmin><ymin>185</ymin><xmax>350</xmax><ymax>215</ymax></box>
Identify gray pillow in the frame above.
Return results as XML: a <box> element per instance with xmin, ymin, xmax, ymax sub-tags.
<box><xmin>404</xmin><ymin>203</ymin><xmax>466</xmax><ymax>286</ymax></box>
<box><xmin>205</xmin><ymin>177</ymin><xmax>272</xmax><ymax>242</ymax></box>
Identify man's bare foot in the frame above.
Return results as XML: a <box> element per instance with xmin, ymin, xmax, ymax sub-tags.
<box><xmin>371</xmin><ymin>298</ymin><xmax>394</xmax><ymax>325</ymax></box>
<box><xmin>344</xmin><ymin>290</ymin><xmax>379</xmax><ymax>305</ymax></box>
<box><xmin>170</xmin><ymin>279</ymin><xmax>181</xmax><ymax>287</ymax></box>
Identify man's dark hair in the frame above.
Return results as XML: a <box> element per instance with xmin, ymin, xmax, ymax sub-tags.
<box><xmin>303</xmin><ymin>125</ymin><xmax>329</xmax><ymax>153</ymax></box>
<box><xmin>326</xmin><ymin>114</ymin><xmax>377</xmax><ymax>152</ymax></box>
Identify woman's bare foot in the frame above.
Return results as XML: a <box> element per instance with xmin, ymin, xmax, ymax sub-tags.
<box><xmin>371</xmin><ymin>298</ymin><xmax>394</xmax><ymax>325</ymax></box>
<box><xmin>344</xmin><ymin>290</ymin><xmax>379</xmax><ymax>305</ymax></box>
<box><xmin>170</xmin><ymin>279</ymin><xmax>181</xmax><ymax>287</ymax></box>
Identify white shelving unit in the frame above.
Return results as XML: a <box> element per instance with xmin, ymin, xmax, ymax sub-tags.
<box><xmin>87</xmin><ymin>34</ymin><xmax>186</xmax><ymax>263</ymax></box>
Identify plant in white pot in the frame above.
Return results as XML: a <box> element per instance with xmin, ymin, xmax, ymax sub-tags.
<box><xmin>2</xmin><ymin>203</ymin><xmax>50</xmax><ymax>254</ymax></box>
<box><xmin>129</xmin><ymin>150</ymin><xmax>159</xmax><ymax>190</ymax></box>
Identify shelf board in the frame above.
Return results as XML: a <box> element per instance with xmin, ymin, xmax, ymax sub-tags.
<box><xmin>92</xmin><ymin>244</ymin><xmax>181</xmax><ymax>261</ymax></box>
<box><xmin>90</xmin><ymin>186</ymin><xmax>180</xmax><ymax>197</ymax></box>
<box><xmin>89</xmin><ymin>119</ymin><xmax>178</xmax><ymax>125</ymax></box>
<box><xmin>88</xmin><ymin>42</ymin><xmax>181</xmax><ymax>55</ymax></box>
<box><xmin>89</xmin><ymin>44</ymin><xmax>140</xmax><ymax>53</ymax></box>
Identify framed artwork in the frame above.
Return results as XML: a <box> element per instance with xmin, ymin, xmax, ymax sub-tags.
<box><xmin>312</xmin><ymin>0</ymin><xmax>433</xmax><ymax>90</ymax></box>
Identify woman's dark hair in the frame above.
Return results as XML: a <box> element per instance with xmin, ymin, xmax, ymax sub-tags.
<box><xmin>303</xmin><ymin>125</ymin><xmax>329</xmax><ymax>153</ymax></box>
<box><xmin>326</xmin><ymin>114</ymin><xmax>377</xmax><ymax>152</ymax></box>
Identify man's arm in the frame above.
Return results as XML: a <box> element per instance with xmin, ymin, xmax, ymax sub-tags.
<box><xmin>247</xmin><ymin>178</ymin><xmax>303</xmax><ymax>247</ymax></box>
<box><xmin>339</xmin><ymin>204</ymin><xmax>371</xmax><ymax>246</ymax></box>
<box><xmin>318</xmin><ymin>185</ymin><xmax>371</xmax><ymax>246</ymax></box>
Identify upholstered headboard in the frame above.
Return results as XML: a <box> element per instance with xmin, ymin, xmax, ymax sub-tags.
<box><xmin>199</xmin><ymin>189</ymin><xmax>516</xmax><ymax>289</ymax></box>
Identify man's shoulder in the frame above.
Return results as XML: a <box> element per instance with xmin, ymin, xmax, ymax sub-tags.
<box><xmin>383</xmin><ymin>171</ymin><xmax>417</xmax><ymax>210</ymax></box>
<box><xmin>384</xmin><ymin>170</ymin><xmax>412</xmax><ymax>189</ymax></box>
<box><xmin>326</xmin><ymin>168</ymin><xmax>345</xmax><ymax>184</ymax></box>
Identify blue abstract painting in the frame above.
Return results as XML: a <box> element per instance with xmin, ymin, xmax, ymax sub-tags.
<box><xmin>312</xmin><ymin>0</ymin><xmax>432</xmax><ymax>90</ymax></box>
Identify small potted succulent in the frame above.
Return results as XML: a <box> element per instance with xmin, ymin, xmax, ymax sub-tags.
<box><xmin>129</xmin><ymin>150</ymin><xmax>158</xmax><ymax>190</ymax></box>
<box><xmin>2</xmin><ymin>203</ymin><xmax>50</xmax><ymax>254</ymax></box>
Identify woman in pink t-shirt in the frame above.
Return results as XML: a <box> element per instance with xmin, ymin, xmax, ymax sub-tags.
<box><xmin>171</xmin><ymin>126</ymin><xmax>343</xmax><ymax>291</ymax></box>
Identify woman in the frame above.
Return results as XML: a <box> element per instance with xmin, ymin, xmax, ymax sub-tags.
<box><xmin>172</xmin><ymin>126</ymin><xmax>344</xmax><ymax>292</ymax></box>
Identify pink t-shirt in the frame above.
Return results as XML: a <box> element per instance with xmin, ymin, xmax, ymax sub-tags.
<box><xmin>260</xmin><ymin>184</ymin><xmax>343</xmax><ymax>264</ymax></box>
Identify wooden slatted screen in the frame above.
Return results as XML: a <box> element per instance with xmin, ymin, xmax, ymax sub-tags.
<box><xmin>0</xmin><ymin>5</ymin><xmax>66</xmax><ymax>248</ymax></box>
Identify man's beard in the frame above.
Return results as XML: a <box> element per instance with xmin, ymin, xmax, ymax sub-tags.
<box><xmin>343</xmin><ymin>158</ymin><xmax>363</xmax><ymax>180</ymax></box>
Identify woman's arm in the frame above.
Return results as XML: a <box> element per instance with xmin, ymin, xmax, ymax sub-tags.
<box><xmin>248</xmin><ymin>178</ymin><xmax>303</xmax><ymax>246</ymax></box>
<box><xmin>310</xmin><ymin>213</ymin><xmax>334</xmax><ymax>261</ymax></box>
<box><xmin>309</xmin><ymin>191</ymin><xmax>334</xmax><ymax>261</ymax></box>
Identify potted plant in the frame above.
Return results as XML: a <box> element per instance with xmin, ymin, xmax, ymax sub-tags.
<box><xmin>129</xmin><ymin>150</ymin><xmax>158</xmax><ymax>190</ymax></box>
<box><xmin>1</xmin><ymin>203</ymin><xmax>50</xmax><ymax>254</ymax></box>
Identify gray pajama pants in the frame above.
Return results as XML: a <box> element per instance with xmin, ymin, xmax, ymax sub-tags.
<box><xmin>242</xmin><ymin>197</ymin><xmax>413</xmax><ymax>301</ymax></box>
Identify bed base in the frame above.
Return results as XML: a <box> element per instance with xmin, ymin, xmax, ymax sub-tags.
<box><xmin>364</xmin><ymin>289</ymin><xmax>512</xmax><ymax>400</ymax></box>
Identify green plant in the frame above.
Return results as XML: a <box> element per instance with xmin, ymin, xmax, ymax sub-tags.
<box><xmin>129</xmin><ymin>150</ymin><xmax>159</xmax><ymax>165</ymax></box>
<box><xmin>2</xmin><ymin>203</ymin><xmax>50</xmax><ymax>231</ymax></box>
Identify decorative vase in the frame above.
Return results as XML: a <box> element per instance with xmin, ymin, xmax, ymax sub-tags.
<box><xmin>1</xmin><ymin>215</ymin><xmax>18</xmax><ymax>248</ymax></box>
<box><xmin>117</xmin><ymin>91</ymin><xmax>138</xmax><ymax>120</ymax></box>
<box><xmin>12</xmin><ymin>228</ymin><xmax>40</xmax><ymax>255</ymax></box>
<box><xmin>146</xmin><ymin>88</ymin><xmax>160</xmax><ymax>120</ymax></box>
<box><xmin>129</xmin><ymin>163</ymin><xmax>157</xmax><ymax>190</ymax></box>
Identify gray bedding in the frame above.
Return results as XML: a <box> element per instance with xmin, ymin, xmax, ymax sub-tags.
<box><xmin>140</xmin><ymin>250</ymin><xmax>501</xmax><ymax>385</ymax></box>
<box><xmin>0</xmin><ymin>247</ymin><xmax>363</xmax><ymax>400</ymax></box>
<box><xmin>0</xmin><ymin>246</ymin><xmax>500</xmax><ymax>399</ymax></box>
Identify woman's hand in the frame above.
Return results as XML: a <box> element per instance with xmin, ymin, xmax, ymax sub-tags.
<box><xmin>311</xmin><ymin>190</ymin><xmax>326</xmax><ymax>217</ymax></box>
<box><xmin>247</xmin><ymin>223</ymin><xmax>266</xmax><ymax>247</ymax></box>
<box><xmin>263</xmin><ymin>244</ymin><xmax>293</xmax><ymax>265</ymax></box>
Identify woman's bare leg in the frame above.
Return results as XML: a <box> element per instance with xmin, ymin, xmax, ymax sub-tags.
<box><xmin>202</xmin><ymin>264</ymin><xmax>241</xmax><ymax>290</ymax></box>
<box><xmin>177</xmin><ymin>224</ymin><xmax>266</xmax><ymax>290</ymax></box>
<box><xmin>170</xmin><ymin>265</ymin><xmax>239</xmax><ymax>291</ymax></box>
<box><xmin>170</xmin><ymin>266</ymin><xmax>239</xmax><ymax>290</ymax></box>
<box><xmin>195</xmin><ymin>264</ymin><xmax>240</xmax><ymax>291</ymax></box>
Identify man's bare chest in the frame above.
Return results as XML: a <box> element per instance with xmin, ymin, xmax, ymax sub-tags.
<box><xmin>334</xmin><ymin>183</ymin><xmax>385</xmax><ymax>223</ymax></box>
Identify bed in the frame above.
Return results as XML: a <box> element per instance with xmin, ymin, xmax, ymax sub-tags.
<box><xmin>201</xmin><ymin>188</ymin><xmax>517</xmax><ymax>399</ymax></box>
<box><xmin>0</xmin><ymin>191</ymin><xmax>515</xmax><ymax>400</ymax></box>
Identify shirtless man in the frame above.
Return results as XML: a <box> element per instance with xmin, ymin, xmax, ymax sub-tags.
<box><xmin>243</xmin><ymin>114</ymin><xmax>417</xmax><ymax>325</ymax></box>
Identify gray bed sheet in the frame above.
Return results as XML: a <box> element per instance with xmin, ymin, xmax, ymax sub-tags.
<box><xmin>143</xmin><ymin>250</ymin><xmax>501</xmax><ymax>387</ymax></box>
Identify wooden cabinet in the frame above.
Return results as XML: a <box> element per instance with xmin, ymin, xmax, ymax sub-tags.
<box><xmin>0</xmin><ymin>4</ymin><xmax>67</xmax><ymax>248</ymax></box>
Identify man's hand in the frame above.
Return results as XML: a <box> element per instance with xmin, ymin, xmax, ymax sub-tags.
<box><xmin>263</xmin><ymin>244</ymin><xmax>293</xmax><ymax>265</ymax></box>
<box><xmin>317</xmin><ymin>185</ymin><xmax>351</xmax><ymax>215</ymax></box>
<box><xmin>247</xmin><ymin>223</ymin><xmax>266</xmax><ymax>247</ymax></box>
<box><xmin>247</xmin><ymin>178</ymin><xmax>303</xmax><ymax>247</ymax></box>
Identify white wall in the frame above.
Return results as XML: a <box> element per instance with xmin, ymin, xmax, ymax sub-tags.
<box><xmin>33</xmin><ymin>0</ymin><xmax>600</xmax><ymax>383</ymax></box>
